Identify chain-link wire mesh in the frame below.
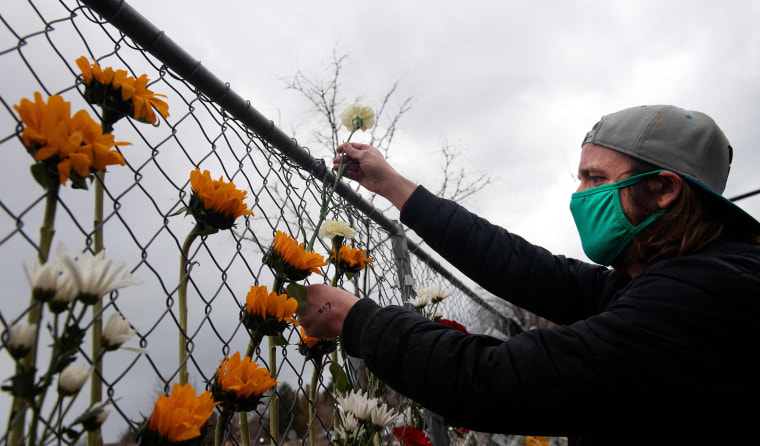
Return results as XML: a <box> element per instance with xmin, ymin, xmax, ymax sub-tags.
<box><xmin>0</xmin><ymin>1</ymin><xmax>520</xmax><ymax>445</ymax></box>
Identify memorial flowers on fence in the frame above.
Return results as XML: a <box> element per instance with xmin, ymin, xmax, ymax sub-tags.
<box><xmin>334</xmin><ymin>389</ymin><xmax>399</xmax><ymax>446</ymax></box>
<box><xmin>6</xmin><ymin>82</ymin><xmax>409</xmax><ymax>446</ymax></box>
<box><xmin>176</xmin><ymin>168</ymin><xmax>254</xmax><ymax>386</ymax></box>
<box><xmin>76</xmin><ymin>56</ymin><xmax>170</xmax><ymax>132</ymax></box>
<box><xmin>210</xmin><ymin>352</ymin><xmax>277</xmax><ymax>446</ymax></box>
<box><xmin>7</xmin><ymin>89</ymin><xmax>136</xmax><ymax>446</ymax></box>
<box><xmin>77</xmin><ymin>56</ymin><xmax>171</xmax><ymax>446</ymax></box>
<box><xmin>137</xmin><ymin>383</ymin><xmax>218</xmax><ymax>446</ymax></box>
<box><xmin>393</xmin><ymin>426</ymin><xmax>433</xmax><ymax>446</ymax></box>
<box><xmin>4</xmin><ymin>244</ymin><xmax>142</xmax><ymax>446</ymax></box>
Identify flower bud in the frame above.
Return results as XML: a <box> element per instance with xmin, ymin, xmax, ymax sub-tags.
<box><xmin>102</xmin><ymin>313</ymin><xmax>136</xmax><ymax>351</ymax></box>
<box><xmin>58</xmin><ymin>364</ymin><xmax>90</xmax><ymax>396</ymax></box>
<box><xmin>6</xmin><ymin>323</ymin><xmax>37</xmax><ymax>360</ymax></box>
<box><xmin>81</xmin><ymin>404</ymin><xmax>110</xmax><ymax>431</ymax></box>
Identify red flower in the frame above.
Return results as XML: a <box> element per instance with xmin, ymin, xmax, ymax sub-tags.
<box><xmin>393</xmin><ymin>426</ymin><xmax>432</xmax><ymax>446</ymax></box>
<box><xmin>438</xmin><ymin>318</ymin><xmax>468</xmax><ymax>333</ymax></box>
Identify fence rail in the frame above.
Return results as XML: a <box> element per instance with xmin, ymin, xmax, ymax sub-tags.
<box><xmin>0</xmin><ymin>1</ymin><xmax>514</xmax><ymax>445</ymax></box>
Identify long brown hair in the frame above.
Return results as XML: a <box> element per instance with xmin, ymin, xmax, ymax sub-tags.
<box><xmin>617</xmin><ymin>156</ymin><xmax>760</xmax><ymax>269</ymax></box>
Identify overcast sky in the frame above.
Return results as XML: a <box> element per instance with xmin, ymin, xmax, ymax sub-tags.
<box><xmin>3</xmin><ymin>0</ymin><xmax>760</xmax><ymax>442</ymax></box>
<box><xmin>126</xmin><ymin>0</ymin><xmax>760</xmax><ymax>259</ymax></box>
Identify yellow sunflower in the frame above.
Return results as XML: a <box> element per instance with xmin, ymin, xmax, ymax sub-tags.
<box><xmin>146</xmin><ymin>383</ymin><xmax>218</xmax><ymax>444</ymax></box>
<box><xmin>299</xmin><ymin>326</ymin><xmax>320</xmax><ymax>349</ymax></box>
<box><xmin>297</xmin><ymin>327</ymin><xmax>337</xmax><ymax>361</ymax></box>
<box><xmin>77</xmin><ymin>56</ymin><xmax>170</xmax><ymax>125</ymax></box>
<box><xmin>124</xmin><ymin>73</ymin><xmax>171</xmax><ymax>124</ymax></box>
<box><xmin>242</xmin><ymin>285</ymin><xmax>299</xmax><ymax>336</ymax></box>
<box><xmin>14</xmin><ymin>92</ymin><xmax>129</xmax><ymax>187</ymax></box>
<box><xmin>213</xmin><ymin>351</ymin><xmax>277</xmax><ymax>412</ymax></box>
<box><xmin>263</xmin><ymin>231</ymin><xmax>328</xmax><ymax>281</ymax></box>
<box><xmin>187</xmin><ymin>168</ymin><xmax>253</xmax><ymax>231</ymax></box>
<box><xmin>332</xmin><ymin>245</ymin><xmax>374</xmax><ymax>275</ymax></box>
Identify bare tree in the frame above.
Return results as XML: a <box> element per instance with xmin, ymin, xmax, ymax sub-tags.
<box><xmin>434</xmin><ymin>138</ymin><xmax>493</xmax><ymax>204</ymax></box>
<box><xmin>282</xmin><ymin>49</ymin><xmax>493</xmax><ymax>208</ymax></box>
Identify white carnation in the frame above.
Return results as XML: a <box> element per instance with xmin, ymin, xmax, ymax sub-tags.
<box><xmin>341</xmin><ymin>104</ymin><xmax>375</xmax><ymax>132</ymax></box>
<box><xmin>319</xmin><ymin>220</ymin><xmax>358</xmax><ymax>240</ymax></box>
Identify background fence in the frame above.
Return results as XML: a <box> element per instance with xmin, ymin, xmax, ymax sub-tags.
<box><xmin>0</xmin><ymin>1</ymin><xmax>520</xmax><ymax>445</ymax></box>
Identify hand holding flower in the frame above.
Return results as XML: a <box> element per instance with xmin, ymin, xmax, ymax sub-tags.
<box><xmin>334</xmin><ymin>143</ymin><xmax>417</xmax><ymax>210</ymax></box>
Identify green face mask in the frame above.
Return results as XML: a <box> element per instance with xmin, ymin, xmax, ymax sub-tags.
<box><xmin>569</xmin><ymin>170</ymin><xmax>666</xmax><ymax>266</ymax></box>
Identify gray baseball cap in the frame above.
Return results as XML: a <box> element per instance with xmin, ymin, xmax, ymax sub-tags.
<box><xmin>582</xmin><ymin>104</ymin><xmax>760</xmax><ymax>232</ymax></box>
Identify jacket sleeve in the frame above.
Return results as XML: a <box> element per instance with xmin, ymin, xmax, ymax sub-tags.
<box><xmin>342</xmin><ymin>246</ymin><xmax>760</xmax><ymax>435</ymax></box>
<box><xmin>400</xmin><ymin>186</ymin><xmax>627</xmax><ymax>324</ymax></box>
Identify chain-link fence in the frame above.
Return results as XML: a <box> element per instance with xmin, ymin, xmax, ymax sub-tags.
<box><xmin>1</xmin><ymin>1</ymin><xmax>520</xmax><ymax>445</ymax></box>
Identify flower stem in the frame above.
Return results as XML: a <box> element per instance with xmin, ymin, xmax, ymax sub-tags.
<box><xmin>178</xmin><ymin>224</ymin><xmax>202</xmax><ymax>386</ymax></box>
<box><xmin>305</xmin><ymin>155</ymin><xmax>351</xmax><ymax>253</ymax></box>
<box><xmin>331</xmin><ymin>349</ymin><xmax>340</xmax><ymax>438</ymax></box>
<box><xmin>8</xmin><ymin>179</ymin><xmax>60</xmax><ymax>446</ymax></box>
<box><xmin>214</xmin><ymin>408</ymin><xmax>232</xmax><ymax>446</ymax></box>
<box><xmin>239</xmin><ymin>412</ymin><xmax>250</xmax><ymax>446</ymax></box>
<box><xmin>89</xmin><ymin>169</ymin><xmax>106</xmax><ymax>446</ymax></box>
<box><xmin>308</xmin><ymin>358</ymin><xmax>323</xmax><ymax>446</ymax></box>
<box><xmin>268</xmin><ymin>335</ymin><xmax>279</xmax><ymax>446</ymax></box>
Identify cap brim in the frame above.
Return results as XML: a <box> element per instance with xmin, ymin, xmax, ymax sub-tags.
<box><xmin>685</xmin><ymin>177</ymin><xmax>760</xmax><ymax>233</ymax></box>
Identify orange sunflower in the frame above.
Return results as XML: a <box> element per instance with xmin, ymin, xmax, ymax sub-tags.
<box><xmin>145</xmin><ymin>383</ymin><xmax>218</xmax><ymax>444</ymax></box>
<box><xmin>299</xmin><ymin>327</ymin><xmax>320</xmax><ymax>349</ymax></box>
<box><xmin>212</xmin><ymin>351</ymin><xmax>277</xmax><ymax>412</ymax></box>
<box><xmin>187</xmin><ymin>168</ymin><xmax>253</xmax><ymax>231</ymax></box>
<box><xmin>263</xmin><ymin>231</ymin><xmax>328</xmax><ymax>281</ymax></box>
<box><xmin>332</xmin><ymin>245</ymin><xmax>373</xmax><ymax>275</ymax></box>
<box><xmin>297</xmin><ymin>327</ymin><xmax>337</xmax><ymax>361</ymax></box>
<box><xmin>14</xmin><ymin>92</ymin><xmax>128</xmax><ymax>187</ymax></box>
<box><xmin>77</xmin><ymin>56</ymin><xmax>170</xmax><ymax>125</ymax></box>
<box><xmin>242</xmin><ymin>285</ymin><xmax>299</xmax><ymax>336</ymax></box>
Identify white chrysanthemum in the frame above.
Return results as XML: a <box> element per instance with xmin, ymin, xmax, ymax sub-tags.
<box><xmin>407</xmin><ymin>294</ymin><xmax>430</xmax><ymax>309</ymax></box>
<box><xmin>6</xmin><ymin>322</ymin><xmax>37</xmax><ymax>359</ymax></box>
<box><xmin>58</xmin><ymin>244</ymin><xmax>142</xmax><ymax>305</ymax></box>
<box><xmin>102</xmin><ymin>313</ymin><xmax>137</xmax><ymax>351</ymax></box>
<box><xmin>415</xmin><ymin>285</ymin><xmax>452</xmax><ymax>304</ymax></box>
<box><xmin>340</xmin><ymin>411</ymin><xmax>360</xmax><ymax>434</ymax></box>
<box><xmin>58</xmin><ymin>364</ymin><xmax>91</xmax><ymax>396</ymax></box>
<box><xmin>48</xmin><ymin>269</ymin><xmax>79</xmax><ymax>314</ymax></box>
<box><xmin>341</xmin><ymin>104</ymin><xmax>375</xmax><ymax>132</ymax></box>
<box><xmin>318</xmin><ymin>220</ymin><xmax>358</xmax><ymax>240</ymax></box>
<box><xmin>337</xmin><ymin>389</ymin><xmax>377</xmax><ymax>421</ymax></box>
<box><xmin>369</xmin><ymin>402</ymin><xmax>399</xmax><ymax>429</ymax></box>
<box><xmin>23</xmin><ymin>260</ymin><xmax>58</xmax><ymax>302</ymax></box>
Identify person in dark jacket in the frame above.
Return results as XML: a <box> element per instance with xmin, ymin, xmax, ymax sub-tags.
<box><xmin>297</xmin><ymin>105</ymin><xmax>760</xmax><ymax>445</ymax></box>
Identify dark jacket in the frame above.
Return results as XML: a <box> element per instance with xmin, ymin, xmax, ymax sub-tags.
<box><xmin>342</xmin><ymin>186</ymin><xmax>760</xmax><ymax>445</ymax></box>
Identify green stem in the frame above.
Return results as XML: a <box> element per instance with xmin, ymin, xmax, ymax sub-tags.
<box><xmin>245</xmin><ymin>332</ymin><xmax>264</xmax><ymax>358</ymax></box>
<box><xmin>268</xmin><ymin>335</ymin><xmax>279</xmax><ymax>446</ymax></box>
<box><xmin>9</xmin><ymin>180</ymin><xmax>60</xmax><ymax>446</ymax></box>
<box><xmin>178</xmin><ymin>224</ymin><xmax>202</xmax><ymax>386</ymax></box>
<box><xmin>89</xmin><ymin>170</ymin><xmax>106</xmax><ymax>446</ymax></box>
<box><xmin>239</xmin><ymin>412</ymin><xmax>250</xmax><ymax>446</ymax></box>
<box><xmin>214</xmin><ymin>408</ymin><xmax>232</xmax><ymax>446</ymax></box>
<box><xmin>331</xmin><ymin>349</ymin><xmax>340</xmax><ymax>438</ymax></box>
<box><xmin>308</xmin><ymin>358</ymin><xmax>322</xmax><ymax>446</ymax></box>
<box><xmin>305</xmin><ymin>157</ymin><xmax>352</xmax><ymax>253</ymax></box>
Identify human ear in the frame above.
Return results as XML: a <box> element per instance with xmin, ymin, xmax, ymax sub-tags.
<box><xmin>654</xmin><ymin>171</ymin><xmax>683</xmax><ymax>209</ymax></box>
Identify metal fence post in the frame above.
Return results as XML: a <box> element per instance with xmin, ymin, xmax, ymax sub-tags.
<box><xmin>391</xmin><ymin>222</ymin><xmax>450</xmax><ymax>446</ymax></box>
<box><xmin>391</xmin><ymin>221</ymin><xmax>416</xmax><ymax>306</ymax></box>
